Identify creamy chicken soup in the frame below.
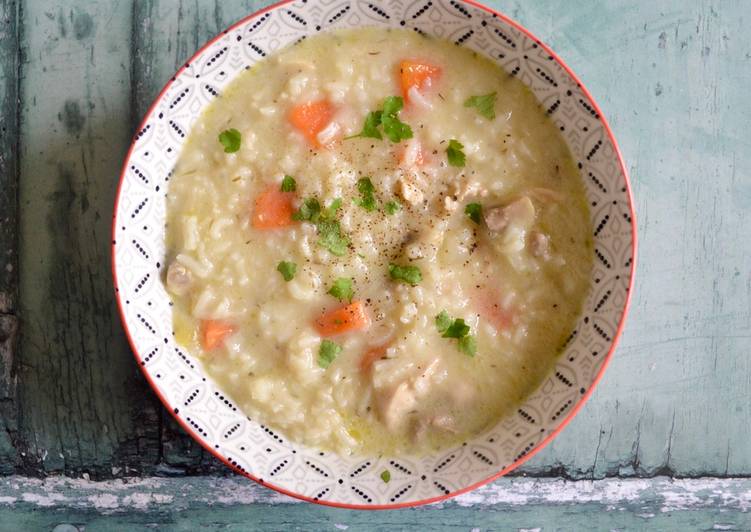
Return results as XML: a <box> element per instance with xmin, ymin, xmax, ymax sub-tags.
<box><xmin>165</xmin><ymin>28</ymin><xmax>592</xmax><ymax>456</ymax></box>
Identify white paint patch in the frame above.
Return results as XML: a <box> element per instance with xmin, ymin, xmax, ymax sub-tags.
<box><xmin>334</xmin><ymin>524</ymin><xmax>349</xmax><ymax>530</ymax></box>
<box><xmin>0</xmin><ymin>476</ymin><xmax>749</xmax><ymax>515</ymax></box>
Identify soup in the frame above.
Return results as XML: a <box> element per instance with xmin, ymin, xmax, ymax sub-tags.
<box><xmin>164</xmin><ymin>28</ymin><xmax>592</xmax><ymax>456</ymax></box>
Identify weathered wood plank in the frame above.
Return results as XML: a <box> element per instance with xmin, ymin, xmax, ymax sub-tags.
<box><xmin>7</xmin><ymin>0</ymin><xmax>751</xmax><ymax>480</ymax></box>
<box><xmin>16</xmin><ymin>1</ymin><xmax>161</xmax><ymax>477</ymax></box>
<box><xmin>0</xmin><ymin>476</ymin><xmax>748</xmax><ymax>530</ymax></box>
<box><xmin>0</xmin><ymin>0</ymin><xmax>19</xmax><ymax>475</ymax></box>
<box><xmin>511</xmin><ymin>0</ymin><xmax>751</xmax><ymax>478</ymax></box>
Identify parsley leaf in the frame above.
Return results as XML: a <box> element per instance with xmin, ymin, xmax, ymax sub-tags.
<box><xmin>347</xmin><ymin>97</ymin><xmax>412</xmax><ymax>143</ymax></box>
<box><xmin>435</xmin><ymin>310</ymin><xmax>452</xmax><ymax>334</ymax></box>
<box><xmin>435</xmin><ymin>310</ymin><xmax>477</xmax><ymax>356</ymax></box>
<box><xmin>389</xmin><ymin>263</ymin><xmax>422</xmax><ymax>286</ymax></box>
<box><xmin>317</xmin><ymin>219</ymin><xmax>350</xmax><ymax>256</ymax></box>
<box><xmin>218</xmin><ymin>128</ymin><xmax>241</xmax><ymax>153</ymax></box>
<box><xmin>292</xmin><ymin>198</ymin><xmax>322</xmax><ymax>222</ymax></box>
<box><xmin>385</xmin><ymin>200</ymin><xmax>401</xmax><ymax>215</ymax></box>
<box><xmin>380</xmin><ymin>470</ymin><xmax>391</xmax><ymax>483</ymax></box>
<box><xmin>328</xmin><ymin>277</ymin><xmax>354</xmax><ymax>302</ymax></box>
<box><xmin>464</xmin><ymin>92</ymin><xmax>497</xmax><ymax>120</ymax></box>
<box><xmin>446</xmin><ymin>139</ymin><xmax>466</xmax><ymax>167</ymax></box>
<box><xmin>458</xmin><ymin>334</ymin><xmax>477</xmax><ymax>357</ymax></box>
<box><xmin>465</xmin><ymin>203</ymin><xmax>482</xmax><ymax>224</ymax></box>
<box><xmin>381</xmin><ymin>96</ymin><xmax>413</xmax><ymax>143</ymax></box>
<box><xmin>346</xmin><ymin>111</ymin><xmax>383</xmax><ymax>140</ymax></box>
<box><xmin>281</xmin><ymin>175</ymin><xmax>296</xmax><ymax>192</ymax></box>
<box><xmin>354</xmin><ymin>177</ymin><xmax>377</xmax><ymax>211</ymax></box>
<box><xmin>318</xmin><ymin>339</ymin><xmax>342</xmax><ymax>369</ymax></box>
<box><xmin>321</xmin><ymin>197</ymin><xmax>342</xmax><ymax>220</ymax></box>
<box><xmin>294</xmin><ymin>198</ymin><xmax>349</xmax><ymax>256</ymax></box>
<box><xmin>276</xmin><ymin>261</ymin><xmax>297</xmax><ymax>282</ymax></box>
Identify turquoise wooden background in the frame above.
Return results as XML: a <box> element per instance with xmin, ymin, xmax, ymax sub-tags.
<box><xmin>0</xmin><ymin>0</ymin><xmax>749</xmax><ymax>529</ymax></box>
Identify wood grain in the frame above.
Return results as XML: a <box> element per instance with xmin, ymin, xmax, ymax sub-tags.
<box><xmin>0</xmin><ymin>0</ymin><xmax>19</xmax><ymax>475</ymax></box>
<box><xmin>0</xmin><ymin>476</ymin><xmax>749</xmax><ymax>530</ymax></box>
<box><xmin>2</xmin><ymin>0</ymin><xmax>750</xmax><ymax>482</ymax></box>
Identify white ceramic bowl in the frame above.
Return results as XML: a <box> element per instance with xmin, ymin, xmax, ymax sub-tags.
<box><xmin>113</xmin><ymin>0</ymin><xmax>636</xmax><ymax>508</ymax></box>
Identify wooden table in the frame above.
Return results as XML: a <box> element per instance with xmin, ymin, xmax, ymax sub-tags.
<box><xmin>0</xmin><ymin>0</ymin><xmax>749</xmax><ymax>529</ymax></box>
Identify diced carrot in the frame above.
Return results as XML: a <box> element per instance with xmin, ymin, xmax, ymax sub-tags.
<box><xmin>474</xmin><ymin>289</ymin><xmax>515</xmax><ymax>331</ymax></box>
<box><xmin>315</xmin><ymin>301</ymin><xmax>370</xmax><ymax>337</ymax></box>
<box><xmin>288</xmin><ymin>100</ymin><xmax>334</xmax><ymax>146</ymax></box>
<box><xmin>399</xmin><ymin>60</ymin><xmax>442</xmax><ymax>101</ymax></box>
<box><xmin>359</xmin><ymin>345</ymin><xmax>388</xmax><ymax>373</ymax></box>
<box><xmin>252</xmin><ymin>185</ymin><xmax>296</xmax><ymax>229</ymax></box>
<box><xmin>201</xmin><ymin>320</ymin><xmax>235</xmax><ymax>351</ymax></box>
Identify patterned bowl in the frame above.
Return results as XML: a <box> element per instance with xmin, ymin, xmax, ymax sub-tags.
<box><xmin>112</xmin><ymin>0</ymin><xmax>636</xmax><ymax>508</ymax></box>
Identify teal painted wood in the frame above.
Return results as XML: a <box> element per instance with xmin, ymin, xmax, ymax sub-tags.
<box><xmin>0</xmin><ymin>476</ymin><xmax>749</xmax><ymax>531</ymax></box>
<box><xmin>0</xmin><ymin>0</ymin><xmax>20</xmax><ymax>475</ymax></box>
<box><xmin>3</xmin><ymin>0</ymin><xmax>750</xmax><ymax>485</ymax></box>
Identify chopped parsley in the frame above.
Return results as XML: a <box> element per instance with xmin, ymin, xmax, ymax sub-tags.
<box><xmin>281</xmin><ymin>175</ymin><xmax>296</xmax><ymax>192</ymax></box>
<box><xmin>389</xmin><ymin>263</ymin><xmax>422</xmax><ymax>286</ymax></box>
<box><xmin>345</xmin><ymin>110</ymin><xmax>383</xmax><ymax>140</ymax></box>
<box><xmin>328</xmin><ymin>277</ymin><xmax>354</xmax><ymax>302</ymax></box>
<box><xmin>380</xmin><ymin>470</ymin><xmax>391</xmax><ymax>483</ymax></box>
<box><xmin>381</xmin><ymin>96</ymin><xmax>413</xmax><ymax>143</ymax></box>
<box><xmin>346</xmin><ymin>96</ymin><xmax>412</xmax><ymax>143</ymax></box>
<box><xmin>435</xmin><ymin>310</ymin><xmax>477</xmax><ymax>356</ymax></box>
<box><xmin>318</xmin><ymin>339</ymin><xmax>342</xmax><ymax>369</ymax></box>
<box><xmin>446</xmin><ymin>139</ymin><xmax>466</xmax><ymax>167</ymax></box>
<box><xmin>292</xmin><ymin>197</ymin><xmax>322</xmax><ymax>222</ymax></box>
<box><xmin>276</xmin><ymin>261</ymin><xmax>297</xmax><ymax>282</ymax></box>
<box><xmin>317</xmin><ymin>218</ymin><xmax>350</xmax><ymax>256</ymax></box>
<box><xmin>218</xmin><ymin>128</ymin><xmax>241</xmax><ymax>153</ymax></box>
<box><xmin>385</xmin><ymin>200</ymin><xmax>402</xmax><ymax>215</ymax></box>
<box><xmin>464</xmin><ymin>92</ymin><xmax>497</xmax><ymax>120</ymax></box>
<box><xmin>465</xmin><ymin>203</ymin><xmax>482</xmax><ymax>224</ymax></box>
<box><xmin>293</xmin><ymin>197</ymin><xmax>350</xmax><ymax>256</ymax></box>
<box><xmin>354</xmin><ymin>177</ymin><xmax>377</xmax><ymax>211</ymax></box>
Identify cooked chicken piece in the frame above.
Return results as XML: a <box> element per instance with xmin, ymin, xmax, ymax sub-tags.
<box><xmin>379</xmin><ymin>381</ymin><xmax>418</xmax><ymax>431</ymax></box>
<box><xmin>484</xmin><ymin>196</ymin><xmax>535</xmax><ymax>253</ymax></box>
<box><xmin>398</xmin><ymin>174</ymin><xmax>424</xmax><ymax>206</ymax></box>
<box><xmin>530</xmin><ymin>231</ymin><xmax>551</xmax><ymax>260</ymax></box>
<box><xmin>376</xmin><ymin>358</ymin><xmax>441</xmax><ymax>431</ymax></box>
<box><xmin>166</xmin><ymin>261</ymin><xmax>193</xmax><ymax>296</ymax></box>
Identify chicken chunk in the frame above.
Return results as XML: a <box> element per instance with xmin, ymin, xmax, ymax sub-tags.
<box><xmin>375</xmin><ymin>358</ymin><xmax>441</xmax><ymax>431</ymax></box>
<box><xmin>166</xmin><ymin>261</ymin><xmax>193</xmax><ymax>296</ymax></box>
<box><xmin>530</xmin><ymin>231</ymin><xmax>551</xmax><ymax>260</ymax></box>
<box><xmin>483</xmin><ymin>196</ymin><xmax>535</xmax><ymax>253</ymax></box>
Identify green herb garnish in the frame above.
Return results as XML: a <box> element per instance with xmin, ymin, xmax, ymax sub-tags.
<box><xmin>318</xmin><ymin>340</ymin><xmax>342</xmax><ymax>369</ymax></box>
<box><xmin>355</xmin><ymin>177</ymin><xmax>377</xmax><ymax>211</ymax></box>
<box><xmin>464</xmin><ymin>92</ymin><xmax>497</xmax><ymax>120</ymax></box>
<box><xmin>293</xmin><ymin>197</ymin><xmax>349</xmax><ymax>256</ymax></box>
<box><xmin>385</xmin><ymin>200</ymin><xmax>402</xmax><ymax>215</ymax></box>
<box><xmin>218</xmin><ymin>128</ymin><xmax>241</xmax><ymax>153</ymax></box>
<box><xmin>380</xmin><ymin>470</ymin><xmax>391</xmax><ymax>483</ymax></box>
<box><xmin>345</xmin><ymin>111</ymin><xmax>383</xmax><ymax>140</ymax></box>
<box><xmin>435</xmin><ymin>310</ymin><xmax>477</xmax><ymax>356</ymax></box>
<box><xmin>317</xmin><ymin>219</ymin><xmax>349</xmax><ymax>256</ymax></box>
<box><xmin>281</xmin><ymin>175</ymin><xmax>297</xmax><ymax>192</ymax></box>
<box><xmin>276</xmin><ymin>261</ymin><xmax>297</xmax><ymax>282</ymax></box>
<box><xmin>328</xmin><ymin>277</ymin><xmax>354</xmax><ymax>302</ymax></box>
<box><xmin>465</xmin><ymin>203</ymin><xmax>482</xmax><ymax>224</ymax></box>
<box><xmin>389</xmin><ymin>263</ymin><xmax>422</xmax><ymax>286</ymax></box>
<box><xmin>346</xmin><ymin>96</ymin><xmax>412</xmax><ymax>143</ymax></box>
<box><xmin>292</xmin><ymin>197</ymin><xmax>322</xmax><ymax>222</ymax></box>
<box><xmin>446</xmin><ymin>139</ymin><xmax>466</xmax><ymax>167</ymax></box>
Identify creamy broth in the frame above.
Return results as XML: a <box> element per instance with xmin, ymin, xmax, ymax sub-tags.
<box><xmin>165</xmin><ymin>28</ymin><xmax>592</xmax><ymax>456</ymax></box>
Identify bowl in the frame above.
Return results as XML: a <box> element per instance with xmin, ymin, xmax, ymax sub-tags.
<box><xmin>112</xmin><ymin>0</ymin><xmax>636</xmax><ymax>508</ymax></box>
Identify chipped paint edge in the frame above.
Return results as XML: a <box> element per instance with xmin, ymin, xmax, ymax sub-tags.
<box><xmin>0</xmin><ymin>476</ymin><xmax>748</xmax><ymax>514</ymax></box>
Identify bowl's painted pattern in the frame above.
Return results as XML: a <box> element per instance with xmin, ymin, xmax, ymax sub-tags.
<box><xmin>113</xmin><ymin>0</ymin><xmax>635</xmax><ymax>507</ymax></box>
